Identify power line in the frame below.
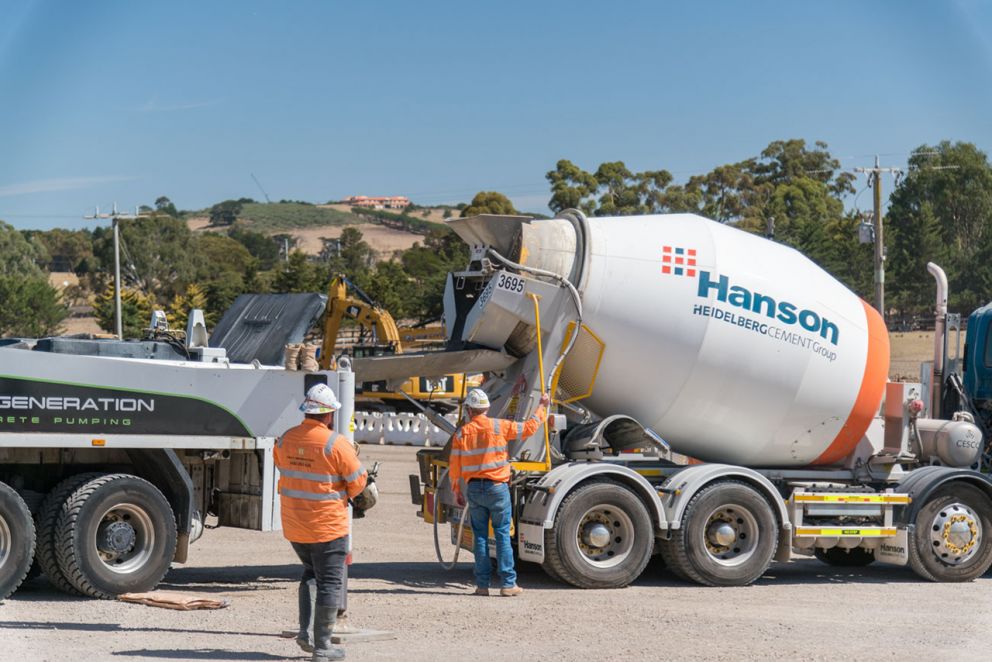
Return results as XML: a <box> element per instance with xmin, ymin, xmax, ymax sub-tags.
<box><xmin>851</xmin><ymin>154</ymin><xmax>960</xmax><ymax>322</ymax></box>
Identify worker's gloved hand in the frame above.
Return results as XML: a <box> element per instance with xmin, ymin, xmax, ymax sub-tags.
<box><xmin>351</xmin><ymin>503</ymin><xmax>366</xmax><ymax>519</ymax></box>
<box><xmin>455</xmin><ymin>492</ymin><xmax>466</xmax><ymax>508</ymax></box>
<box><xmin>540</xmin><ymin>392</ymin><xmax>551</xmax><ymax>407</ymax></box>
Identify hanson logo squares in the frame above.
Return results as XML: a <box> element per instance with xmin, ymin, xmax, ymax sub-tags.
<box><xmin>661</xmin><ymin>246</ymin><xmax>697</xmax><ymax>277</ymax></box>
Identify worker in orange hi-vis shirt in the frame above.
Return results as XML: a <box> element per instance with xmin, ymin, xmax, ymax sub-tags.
<box><xmin>274</xmin><ymin>383</ymin><xmax>368</xmax><ymax>662</ymax></box>
<box><xmin>449</xmin><ymin>388</ymin><xmax>550</xmax><ymax>597</ymax></box>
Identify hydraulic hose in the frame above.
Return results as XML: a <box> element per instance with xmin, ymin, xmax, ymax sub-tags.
<box><xmin>432</xmin><ymin>227</ymin><xmax>585</xmax><ymax>569</ymax></box>
<box><xmin>433</xmin><ymin>467</ymin><xmax>470</xmax><ymax>570</ymax></box>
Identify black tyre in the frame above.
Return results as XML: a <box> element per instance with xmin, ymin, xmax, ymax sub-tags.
<box><xmin>35</xmin><ymin>473</ymin><xmax>103</xmax><ymax>595</ymax></box>
<box><xmin>543</xmin><ymin>480</ymin><xmax>653</xmax><ymax>589</ymax></box>
<box><xmin>54</xmin><ymin>474</ymin><xmax>177</xmax><ymax>599</ymax></box>
<box><xmin>0</xmin><ymin>481</ymin><xmax>36</xmax><ymax>600</ymax></box>
<box><xmin>908</xmin><ymin>483</ymin><xmax>992</xmax><ymax>582</ymax></box>
<box><xmin>662</xmin><ymin>480</ymin><xmax>778</xmax><ymax>587</ymax></box>
<box><xmin>814</xmin><ymin>546</ymin><xmax>875</xmax><ymax>567</ymax></box>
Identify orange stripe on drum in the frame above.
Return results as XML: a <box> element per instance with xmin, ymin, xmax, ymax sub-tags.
<box><xmin>812</xmin><ymin>299</ymin><xmax>890</xmax><ymax>465</ymax></box>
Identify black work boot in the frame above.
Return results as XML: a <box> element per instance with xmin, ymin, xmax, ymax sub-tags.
<box><xmin>296</xmin><ymin>579</ymin><xmax>316</xmax><ymax>653</ymax></box>
<box><xmin>312</xmin><ymin>605</ymin><xmax>345</xmax><ymax>661</ymax></box>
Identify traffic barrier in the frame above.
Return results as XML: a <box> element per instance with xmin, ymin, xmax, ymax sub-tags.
<box><xmin>354</xmin><ymin>411</ymin><xmax>455</xmax><ymax>446</ymax></box>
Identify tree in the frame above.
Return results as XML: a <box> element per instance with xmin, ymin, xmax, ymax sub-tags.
<box><xmin>167</xmin><ymin>283</ymin><xmax>210</xmax><ymax>330</ymax></box>
<box><xmin>362</xmin><ymin>261</ymin><xmax>417</xmax><ymax>319</ymax></box>
<box><xmin>0</xmin><ymin>221</ymin><xmax>45</xmax><ymax>277</ymax></box>
<box><xmin>546</xmin><ymin>160</ymin><xmax>672</xmax><ymax>217</ymax></box>
<box><xmin>209</xmin><ymin>200</ymin><xmax>243</xmax><ymax>227</ymax></box>
<box><xmin>273</xmin><ymin>251</ymin><xmax>321</xmax><ymax>293</ymax></box>
<box><xmin>327</xmin><ymin>227</ymin><xmax>375</xmax><ymax>278</ymax></box>
<box><xmin>887</xmin><ymin>141</ymin><xmax>992</xmax><ymax>313</ymax></box>
<box><xmin>193</xmin><ymin>234</ymin><xmax>254</xmax><ymax>320</ymax></box>
<box><xmin>92</xmin><ymin>215</ymin><xmax>203</xmax><ymax>301</ymax></box>
<box><xmin>155</xmin><ymin>196</ymin><xmax>179</xmax><ymax>218</ymax></box>
<box><xmin>460</xmin><ymin>191</ymin><xmax>518</xmax><ymax>217</ymax></box>
<box><xmin>229</xmin><ymin>228</ymin><xmax>281</xmax><ymax>270</ymax></box>
<box><xmin>94</xmin><ymin>284</ymin><xmax>156</xmax><ymax>338</ymax></box>
<box><xmin>400</xmin><ymin>228</ymin><xmax>468</xmax><ymax>320</ymax></box>
<box><xmin>0</xmin><ymin>276</ymin><xmax>67</xmax><ymax>336</ymax></box>
<box><xmin>25</xmin><ymin>228</ymin><xmax>95</xmax><ymax>273</ymax></box>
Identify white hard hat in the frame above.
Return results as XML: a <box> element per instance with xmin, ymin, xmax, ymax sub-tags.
<box><xmin>465</xmin><ymin>388</ymin><xmax>490</xmax><ymax>410</ymax></box>
<box><xmin>352</xmin><ymin>481</ymin><xmax>379</xmax><ymax>511</ymax></box>
<box><xmin>299</xmin><ymin>383</ymin><xmax>341</xmax><ymax>414</ymax></box>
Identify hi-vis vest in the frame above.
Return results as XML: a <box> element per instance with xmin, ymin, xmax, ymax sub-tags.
<box><xmin>449</xmin><ymin>405</ymin><xmax>547</xmax><ymax>493</ymax></box>
<box><xmin>274</xmin><ymin>419</ymin><xmax>367</xmax><ymax>544</ymax></box>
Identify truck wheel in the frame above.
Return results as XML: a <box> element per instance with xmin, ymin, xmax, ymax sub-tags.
<box><xmin>543</xmin><ymin>479</ymin><xmax>653</xmax><ymax>589</ymax></box>
<box><xmin>663</xmin><ymin>480</ymin><xmax>778</xmax><ymax>586</ymax></box>
<box><xmin>814</xmin><ymin>546</ymin><xmax>875</xmax><ymax>567</ymax></box>
<box><xmin>908</xmin><ymin>483</ymin><xmax>992</xmax><ymax>582</ymax></box>
<box><xmin>54</xmin><ymin>474</ymin><xmax>177</xmax><ymax>599</ymax></box>
<box><xmin>35</xmin><ymin>473</ymin><xmax>103</xmax><ymax>595</ymax></box>
<box><xmin>0</xmin><ymin>481</ymin><xmax>36</xmax><ymax>600</ymax></box>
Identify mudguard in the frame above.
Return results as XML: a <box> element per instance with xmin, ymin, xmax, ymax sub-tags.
<box><xmin>894</xmin><ymin>465</ymin><xmax>992</xmax><ymax>525</ymax></box>
<box><xmin>661</xmin><ymin>464</ymin><xmax>792</xmax><ymax>561</ymax></box>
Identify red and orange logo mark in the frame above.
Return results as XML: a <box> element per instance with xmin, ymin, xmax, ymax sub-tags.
<box><xmin>662</xmin><ymin>246</ymin><xmax>696</xmax><ymax>277</ymax></box>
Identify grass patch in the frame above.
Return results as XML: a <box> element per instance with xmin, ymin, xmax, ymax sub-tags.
<box><xmin>238</xmin><ymin>203</ymin><xmax>359</xmax><ymax>232</ymax></box>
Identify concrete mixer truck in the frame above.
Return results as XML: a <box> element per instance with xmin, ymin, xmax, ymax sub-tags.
<box><xmin>359</xmin><ymin>210</ymin><xmax>992</xmax><ymax>589</ymax></box>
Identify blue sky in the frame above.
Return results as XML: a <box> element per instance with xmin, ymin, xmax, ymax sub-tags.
<box><xmin>1</xmin><ymin>0</ymin><xmax>990</xmax><ymax>229</ymax></box>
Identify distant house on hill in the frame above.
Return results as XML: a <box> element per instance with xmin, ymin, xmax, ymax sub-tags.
<box><xmin>343</xmin><ymin>195</ymin><xmax>410</xmax><ymax>209</ymax></box>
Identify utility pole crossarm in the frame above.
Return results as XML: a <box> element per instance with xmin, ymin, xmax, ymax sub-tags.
<box><xmin>852</xmin><ymin>156</ymin><xmax>903</xmax><ymax>322</ymax></box>
<box><xmin>82</xmin><ymin>202</ymin><xmax>152</xmax><ymax>340</ymax></box>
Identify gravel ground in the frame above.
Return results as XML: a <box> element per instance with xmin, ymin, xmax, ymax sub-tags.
<box><xmin>4</xmin><ymin>445</ymin><xmax>992</xmax><ymax>661</ymax></box>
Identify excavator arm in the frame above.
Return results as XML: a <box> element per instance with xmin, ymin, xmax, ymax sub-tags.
<box><xmin>319</xmin><ymin>274</ymin><xmax>404</xmax><ymax>369</ymax></box>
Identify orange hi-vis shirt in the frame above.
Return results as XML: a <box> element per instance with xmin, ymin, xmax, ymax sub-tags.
<box><xmin>449</xmin><ymin>404</ymin><xmax>547</xmax><ymax>495</ymax></box>
<box><xmin>274</xmin><ymin>419</ymin><xmax>367</xmax><ymax>544</ymax></box>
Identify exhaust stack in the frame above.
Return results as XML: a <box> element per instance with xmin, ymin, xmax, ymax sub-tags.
<box><xmin>927</xmin><ymin>262</ymin><xmax>948</xmax><ymax>417</ymax></box>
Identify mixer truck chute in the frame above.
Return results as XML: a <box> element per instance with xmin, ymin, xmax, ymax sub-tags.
<box><xmin>405</xmin><ymin>211</ymin><xmax>992</xmax><ymax>589</ymax></box>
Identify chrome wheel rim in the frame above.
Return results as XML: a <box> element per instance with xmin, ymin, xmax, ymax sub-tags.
<box><xmin>702</xmin><ymin>503</ymin><xmax>759</xmax><ymax>567</ymax></box>
<box><xmin>929</xmin><ymin>501</ymin><xmax>982</xmax><ymax>566</ymax></box>
<box><xmin>574</xmin><ymin>505</ymin><xmax>634</xmax><ymax>568</ymax></box>
<box><xmin>94</xmin><ymin>503</ymin><xmax>155</xmax><ymax>574</ymax></box>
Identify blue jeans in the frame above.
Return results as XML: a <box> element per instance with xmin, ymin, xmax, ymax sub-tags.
<box><xmin>467</xmin><ymin>479</ymin><xmax>516</xmax><ymax>589</ymax></box>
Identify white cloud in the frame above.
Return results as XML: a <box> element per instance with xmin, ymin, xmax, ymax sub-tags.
<box><xmin>0</xmin><ymin>176</ymin><xmax>138</xmax><ymax>198</ymax></box>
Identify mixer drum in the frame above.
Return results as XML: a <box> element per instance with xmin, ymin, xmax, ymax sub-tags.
<box><xmin>519</xmin><ymin>213</ymin><xmax>889</xmax><ymax>467</ymax></box>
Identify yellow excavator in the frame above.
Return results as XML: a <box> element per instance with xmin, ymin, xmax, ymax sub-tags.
<box><xmin>318</xmin><ymin>274</ymin><xmax>471</xmax><ymax>411</ymax></box>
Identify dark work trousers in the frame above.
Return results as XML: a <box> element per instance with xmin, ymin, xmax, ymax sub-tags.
<box><xmin>291</xmin><ymin>536</ymin><xmax>349</xmax><ymax>609</ymax></box>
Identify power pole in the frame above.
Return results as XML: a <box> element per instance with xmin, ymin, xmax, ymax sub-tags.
<box><xmin>854</xmin><ymin>156</ymin><xmax>902</xmax><ymax>322</ymax></box>
<box><xmin>84</xmin><ymin>203</ymin><xmax>149</xmax><ymax>339</ymax></box>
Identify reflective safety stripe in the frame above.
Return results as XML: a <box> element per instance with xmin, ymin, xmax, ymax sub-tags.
<box><xmin>279</xmin><ymin>468</ymin><xmax>340</xmax><ymax>482</ymax></box>
<box><xmin>279</xmin><ymin>487</ymin><xmax>347</xmax><ymax>501</ymax></box>
<box><xmin>492</xmin><ymin>419</ymin><xmax>500</xmax><ymax>436</ymax></box>
<box><xmin>515</xmin><ymin>423</ymin><xmax>524</xmax><ymax>442</ymax></box>
<box><xmin>451</xmin><ymin>445</ymin><xmax>507</xmax><ymax>457</ymax></box>
<box><xmin>325</xmin><ymin>431</ymin><xmax>338</xmax><ymax>454</ymax></box>
<box><xmin>462</xmin><ymin>459</ymin><xmax>509</xmax><ymax>472</ymax></box>
<box><xmin>276</xmin><ymin>434</ymin><xmax>286</xmax><ymax>448</ymax></box>
<box><xmin>344</xmin><ymin>467</ymin><xmax>366</xmax><ymax>482</ymax></box>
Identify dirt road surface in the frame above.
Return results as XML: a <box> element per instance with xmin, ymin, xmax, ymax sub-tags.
<box><xmin>5</xmin><ymin>445</ymin><xmax>992</xmax><ymax>661</ymax></box>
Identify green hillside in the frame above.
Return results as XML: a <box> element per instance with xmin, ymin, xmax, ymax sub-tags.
<box><xmin>237</xmin><ymin>203</ymin><xmax>358</xmax><ymax>232</ymax></box>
